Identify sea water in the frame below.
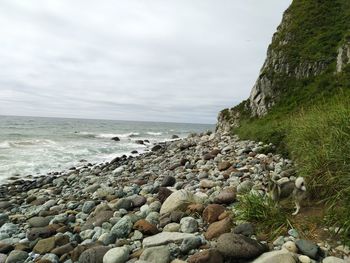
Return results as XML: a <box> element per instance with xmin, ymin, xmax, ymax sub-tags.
<box><xmin>0</xmin><ymin>115</ymin><xmax>214</xmax><ymax>183</ymax></box>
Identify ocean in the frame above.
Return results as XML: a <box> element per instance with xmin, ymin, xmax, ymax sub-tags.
<box><xmin>0</xmin><ymin>115</ymin><xmax>214</xmax><ymax>183</ymax></box>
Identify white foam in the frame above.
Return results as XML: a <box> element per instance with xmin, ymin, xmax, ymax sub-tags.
<box><xmin>146</xmin><ymin>132</ymin><xmax>163</xmax><ymax>136</ymax></box>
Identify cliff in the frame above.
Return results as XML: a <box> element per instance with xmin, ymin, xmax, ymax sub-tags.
<box><xmin>217</xmin><ymin>0</ymin><xmax>350</xmax><ymax>134</ymax></box>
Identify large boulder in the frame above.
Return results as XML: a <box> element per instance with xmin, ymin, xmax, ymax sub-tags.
<box><xmin>217</xmin><ymin>233</ymin><xmax>268</xmax><ymax>259</ymax></box>
<box><xmin>160</xmin><ymin>190</ymin><xmax>203</xmax><ymax>215</ymax></box>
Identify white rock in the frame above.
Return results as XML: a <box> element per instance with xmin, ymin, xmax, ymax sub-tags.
<box><xmin>160</xmin><ymin>190</ymin><xmax>203</xmax><ymax>215</ymax></box>
<box><xmin>299</xmin><ymin>255</ymin><xmax>311</xmax><ymax>263</ymax></box>
<box><xmin>142</xmin><ymin>232</ymin><xmax>195</xmax><ymax>248</ymax></box>
<box><xmin>323</xmin><ymin>256</ymin><xmax>345</xmax><ymax>263</ymax></box>
<box><xmin>103</xmin><ymin>246</ymin><xmax>130</xmax><ymax>263</ymax></box>
<box><xmin>163</xmin><ymin>223</ymin><xmax>180</xmax><ymax>232</ymax></box>
<box><xmin>283</xmin><ymin>241</ymin><xmax>298</xmax><ymax>253</ymax></box>
<box><xmin>252</xmin><ymin>249</ymin><xmax>297</xmax><ymax>263</ymax></box>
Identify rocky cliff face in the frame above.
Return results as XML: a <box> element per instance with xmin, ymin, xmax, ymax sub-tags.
<box><xmin>336</xmin><ymin>38</ymin><xmax>350</xmax><ymax>73</ymax></box>
<box><xmin>217</xmin><ymin>0</ymin><xmax>350</xmax><ymax>134</ymax></box>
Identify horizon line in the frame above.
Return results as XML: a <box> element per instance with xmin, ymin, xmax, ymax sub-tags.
<box><xmin>0</xmin><ymin>114</ymin><xmax>215</xmax><ymax>126</ymax></box>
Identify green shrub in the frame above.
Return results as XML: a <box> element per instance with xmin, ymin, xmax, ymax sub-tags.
<box><xmin>235</xmin><ymin>193</ymin><xmax>291</xmax><ymax>238</ymax></box>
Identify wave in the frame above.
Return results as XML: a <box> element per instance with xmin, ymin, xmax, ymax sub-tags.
<box><xmin>0</xmin><ymin>139</ymin><xmax>57</xmax><ymax>149</ymax></box>
<box><xmin>76</xmin><ymin>131</ymin><xmax>140</xmax><ymax>139</ymax></box>
<box><xmin>146</xmin><ymin>132</ymin><xmax>163</xmax><ymax>136</ymax></box>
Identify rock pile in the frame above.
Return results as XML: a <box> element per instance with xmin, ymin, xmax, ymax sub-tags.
<box><xmin>0</xmin><ymin>132</ymin><xmax>348</xmax><ymax>262</ymax></box>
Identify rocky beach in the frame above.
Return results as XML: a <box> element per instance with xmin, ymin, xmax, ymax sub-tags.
<box><xmin>0</xmin><ymin>131</ymin><xmax>348</xmax><ymax>263</ymax></box>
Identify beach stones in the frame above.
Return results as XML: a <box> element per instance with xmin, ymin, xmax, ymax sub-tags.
<box><xmin>103</xmin><ymin>246</ymin><xmax>130</xmax><ymax>263</ymax></box>
<box><xmin>0</xmin><ymin>223</ymin><xmax>18</xmax><ymax>236</ymax></box>
<box><xmin>214</xmin><ymin>188</ymin><xmax>236</xmax><ymax>204</ymax></box>
<box><xmin>160</xmin><ymin>190</ymin><xmax>201</xmax><ymax>215</ymax></box>
<box><xmin>0</xmin><ymin>214</ymin><xmax>8</xmax><ymax>227</ymax></box>
<box><xmin>204</xmin><ymin>217</ymin><xmax>231</xmax><ymax>240</ymax></box>
<box><xmin>295</xmin><ymin>239</ymin><xmax>319</xmax><ymax>259</ymax></box>
<box><xmin>82</xmin><ymin>210</ymin><xmax>114</xmax><ymax>231</ymax></box>
<box><xmin>27</xmin><ymin>226</ymin><xmax>57</xmax><ymax>241</ymax></box>
<box><xmin>79</xmin><ymin>246</ymin><xmax>110</xmax><ymax>263</ymax></box>
<box><xmin>180</xmin><ymin>236</ymin><xmax>202</xmax><ymax>253</ymax></box>
<box><xmin>252</xmin><ymin>250</ymin><xmax>297</xmax><ymax>263</ymax></box>
<box><xmin>133</xmin><ymin>219</ymin><xmax>159</xmax><ymax>235</ymax></box>
<box><xmin>82</xmin><ymin>201</ymin><xmax>96</xmax><ymax>214</ymax></box>
<box><xmin>139</xmin><ymin>246</ymin><xmax>171</xmax><ymax>263</ymax></box>
<box><xmin>33</xmin><ymin>236</ymin><xmax>56</xmax><ymax>254</ymax></box>
<box><xmin>217</xmin><ymin>233</ymin><xmax>268</xmax><ymax>259</ymax></box>
<box><xmin>203</xmin><ymin>204</ymin><xmax>225</xmax><ymax>224</ymax></box>
<box><xmin>5</xmin><ymin>250</ymin><xmax>28</xmax><ymax>263</ymax></box>
<box><xmin>161</xmin><ymin>176</ymin><xmax>176</xmax><ymax>187</ymax></box>
<box><xmin>142</xmin><ymin>232</ymin><xmax>195</xmax><ymax>248</ymax></box>
<box><xmin>0</xmin><ymin>243</ymin><xmax>13</xmax><ymax>254</ymax></box>
<box><xmin>233</xmin><ymin>223</ymin><xmax>255</xmax><ymax>237</ymax></box>
<box><xmin>27</xmin><ymin>216</ymin><xmax>51</xmax><ymax>228</ymax></box>
<box><xmin>180</xmin><ymin>217</ymin><xmax>198</xmax><ymax>233</ymax></box>
<box><xmin>218</xmin><ymin>161</ymin><xmax>231</xmax><ymax>171</ymax></box>
<box><xmin>110</xmin><ymin>216</ymin><xmax>133</xmax><ymax>238</ymax></box>
<box><xmin>188</xmin><ymin>249</ymin><xmax>223</xmax><ymax>263</ymax></box>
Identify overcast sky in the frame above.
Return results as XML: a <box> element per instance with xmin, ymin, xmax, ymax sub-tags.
<box><xmin>0</xmin><ymin>0</ymin><xmax>291</xmax><ymax>124</ymax></box>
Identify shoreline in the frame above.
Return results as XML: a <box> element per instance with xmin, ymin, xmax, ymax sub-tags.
<box><xmin>0</xmin><ymin>131</ymin><xmax>348</xmax><ymax>263</ymax></box>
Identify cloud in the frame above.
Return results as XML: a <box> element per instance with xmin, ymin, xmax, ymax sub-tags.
<box><xmin>0</xmin><ymin>0</ymin><xmax>291</xmax><ymax>123</ymax></box>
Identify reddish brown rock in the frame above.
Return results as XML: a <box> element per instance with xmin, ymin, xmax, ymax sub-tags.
<box><xmin>188</xmin><ymin>249</ymin><xmax>224</xmax><ymax>263</ymax></box>
<box><xmin>187</xmin><ymin>204</ymin><xmax>205</xmax><ymax>214</ymax></box>
<box><xmin>218</xmin><ymin>161</ymin><xmax>231</xmax><ymax>171</ymax></box>
<box><xmin>218</xmin><ymin>211</ymin><xmax>229</xmax><ymax>220</ymax></box>
<box><xmin>202</xmin><ymin>204</ymin><xmax>225</xmax><ymax>224</ymax></box>
<box><xmin>204</xmin><ymin>217</ymin><xmax>231</xmax><ymax>240</ymax></box>
<box><xmin>133</xmin><ymin>219</ymin><xmax>159</xmax><ymax>235</ymax></box>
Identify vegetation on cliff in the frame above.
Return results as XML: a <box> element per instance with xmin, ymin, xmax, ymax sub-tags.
<box><xmin>221</xmin><ymin>0</ymin><xmax>350</xmax><ymax>243</ymax></box>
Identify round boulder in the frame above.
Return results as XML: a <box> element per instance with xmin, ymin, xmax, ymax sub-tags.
<box><xmin>217</xmin><ymin>233</ymin><xmax>268</xmax><ymax>259</ymax></box>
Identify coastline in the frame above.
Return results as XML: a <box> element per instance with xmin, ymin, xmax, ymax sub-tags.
<box><xmin>0</xmin><ymin>131</ymin><xmax>348</xmax><ymax>262</ymax></box>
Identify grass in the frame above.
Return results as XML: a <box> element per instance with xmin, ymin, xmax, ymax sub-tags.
<box><xmin>234</xmin><ymin>193</ymin><xmax>292</xmax><ymax>239</ymax></box>
<box><xmin>234</xmin><ymin>92</ymin><xmax>350</xmax><ymax>244</ymax></box>
<box><xmin>226</xmin><ymin>0</ymin><xmax>350</xmax><ymax>245</ymax></box>
<box><xmin>287</xmin><ymin>95</ymin><xmax>350</xmax><ymax>244</ymax></box>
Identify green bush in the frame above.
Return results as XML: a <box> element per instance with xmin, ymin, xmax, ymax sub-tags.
<box><xmin>235</xmin><ymin>193</ymin><xmax>291</xmax><ymax>238</ymax></box>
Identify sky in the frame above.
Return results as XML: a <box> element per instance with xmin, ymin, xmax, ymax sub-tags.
<box><xmin>0</xmin><ymin>0</ymin><xmax>292</xmax><ymax>124</ymax></box>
